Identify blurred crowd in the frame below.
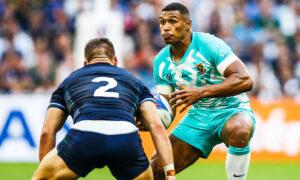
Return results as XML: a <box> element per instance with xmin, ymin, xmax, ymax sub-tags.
<box><xmin>1</xmin><ymin>0</ymin><xmax>300</xmax><ymax>102</ymax></box>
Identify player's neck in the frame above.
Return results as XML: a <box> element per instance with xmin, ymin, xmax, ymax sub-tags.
<box><xmin>88</xmin><ymin>58</ymin><xmax>113</xmax><ymax>65</ymax></box>
<box><xmin>170</xmin><ymin>32</ymin><xmax>192</xmax><ymax>62</ymax></box>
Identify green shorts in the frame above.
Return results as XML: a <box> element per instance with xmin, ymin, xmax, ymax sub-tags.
<box><xmin>171</xmin><ymin>107</ymin><xmax>256</xmax><ymax>158</ymax></box>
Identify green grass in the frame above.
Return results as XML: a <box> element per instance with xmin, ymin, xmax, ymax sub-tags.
<box><xmin>1</xmin><ymin>161</ymin><xmax>299</xmax><ymax>180</ymax></box>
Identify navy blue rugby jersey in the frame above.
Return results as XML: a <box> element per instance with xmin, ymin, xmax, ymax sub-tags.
<box><xmin>48</xmin><ymin>63</ymin><xmax>154</xmax><ymax>124</ymax></box>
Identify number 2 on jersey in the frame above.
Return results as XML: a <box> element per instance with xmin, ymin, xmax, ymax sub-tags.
<box><xmin>92</xmin><ymin>77</ymin><xmax>119</xmax><ymax>98</ymax></box>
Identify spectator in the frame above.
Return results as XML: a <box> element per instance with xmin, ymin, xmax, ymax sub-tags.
<box><xmin>0</xmin><ymin>49</ymin><xmax>33</xmax><ymax>93</ymax></box>
<box><xmin>0</xmin><ymin>17</ymin><xmax>35</xmax><ymax>68</ymax></box>
<box><xmin>28</xmin><ymin>38</ymin><xmax>56</xmax><ymax>93</ymax></box>
<box><xmin>0</xmin><ymin>0</ymin><xmax>300</xmax><ymax>100</ymax></box>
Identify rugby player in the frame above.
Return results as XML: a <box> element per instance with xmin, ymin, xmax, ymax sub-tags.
<box><xmin>151</xmin><ymin>3</ymin><xmax>256</xmax><ymax>180</ymax></box>
<box><xmin>32</xmin><ymin>38</ymin><xmax>175</xmax><ymax>180</ymax></box>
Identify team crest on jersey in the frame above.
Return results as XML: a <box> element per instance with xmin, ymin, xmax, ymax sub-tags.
<box><xmin>196</xmin><ymin>63</ymin><xmax>206</xmax><ymax>74</ymax></box>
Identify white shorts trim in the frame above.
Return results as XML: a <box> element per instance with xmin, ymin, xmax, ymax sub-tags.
<box><xmin>71</xmin><ymin>120</ymin><xmax>138</xmax><ymax>135</ymax></box>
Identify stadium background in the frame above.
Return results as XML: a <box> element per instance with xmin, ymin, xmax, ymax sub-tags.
<box><xmin>0</xmin><ymin>0</ymin><xmax>300</xmax><ymax>179</ymax></box>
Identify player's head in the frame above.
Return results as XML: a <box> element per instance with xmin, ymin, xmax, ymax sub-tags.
<box><xmin>159</xmin><ymin>2</ymin><xmax>191</xmax><ymax>44</ymax></box>
<box><xmin>84</xmin><ymin>38</ymin><xmax>118</xmax><ymax>66</ymax></box>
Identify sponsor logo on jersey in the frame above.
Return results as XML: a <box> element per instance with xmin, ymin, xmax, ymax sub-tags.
<box><xmin>181</xmin><ymin>72</ymin><xmax>189</xmax><ymax>78</ymax></box>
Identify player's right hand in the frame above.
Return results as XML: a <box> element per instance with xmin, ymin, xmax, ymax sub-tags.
<box><xmin>169</xmin><ymin>83</ymin><xmax>202</xmax><ymax>113</ymax></box>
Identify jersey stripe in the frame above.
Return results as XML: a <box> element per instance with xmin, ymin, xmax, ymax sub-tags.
<box><xmin>71</xmin><ymin>120</ymin><xmax>138</xmax><ymax>135</ymax></box>
<box><xmin>140</xmin><ymin>98</ymin><xmax>156</xmax><ymax>105</ymax></box>
<box><xmin>159</xmin><ymin>62</ymin><xmax>166</xmax><ymax>78</ymax></box>
<box><xmin>49</xmin><ymin>102</ymin><xmax>66</xmax><ymax>109</ymax></box>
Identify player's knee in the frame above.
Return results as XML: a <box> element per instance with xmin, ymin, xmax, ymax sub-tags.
<box><xmin>226</xmin><ymin>124</ymin><xmax>252</xmax><ymax>147</ymax></box>
<box><xmin>224</xmin><ymin>119</ymin><xmax>253</xmax><ymax>147</ymax></box>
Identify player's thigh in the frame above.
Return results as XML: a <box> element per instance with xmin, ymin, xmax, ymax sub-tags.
<box><xmin>108</xmin><ymin>131</ymin><xmax>150</xmax><ymax>179</ymax></box>
<box><xmin>170</xmin><ymin>135</ymin><xmax>202</xmax><ymax>172</ymax></box>
<box><xmin>134</xmin><ymin>166</ymin><xmax>153</xmax><ymax>180</ymax></box>
<box><xmin>32</xmin><ymin>148</ymin><xmax>78</xmax><ymax>180</ymax></box>
<box><xmin>220</xmin><ymin>111</ymin><xmax>254</xmax><ymax>147</ymax></box>
<box><xmin>151</xmin><ymin>134</ymin><xmax>202</xmax><ymax>173</ymax></box>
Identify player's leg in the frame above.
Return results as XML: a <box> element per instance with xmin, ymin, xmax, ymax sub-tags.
<box><xmin>151</xmin><ymin>134</ymin><xmax>202</xmax><ymax>180</ymax></box>
<box><xmin>35</xmin><ymin>129</ymin><xmax>102</xmax><ymax>179</ymax></box>
<box><xmin>107</xmin><ymin>131</ymin><xmax>152</xmax><ymax>179</ymax></box>
<box><xmin>221</xmin><ymin>111</ymin><xmax>254</xmax><ymax>180</ymax></box>
<box><xmin>32</xmin><ymin>148</ymin><xmax>78</xmax><ymax>180</ymax></box>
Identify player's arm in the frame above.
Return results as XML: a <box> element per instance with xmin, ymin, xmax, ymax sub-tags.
<box><xmin>138</xmin><ymin>101</ymin><xmax>176</xmax><ymax>178</ymax></box>
<box><xmin>200</xmin><ymin>58</ymin><xmax>253</xmax><ymax>97</ymax></box>
<box><xmin>135</xmin><ymin>92</ymin><xmax>174</xmax><ymax>132</ymax></box>
<box><xmin>170</xmin><ymin>58</ymin><xmax>253</xmax><ymax>112</ymax></box>
<box><xmin>170</xmin><ymin>34</ymin><xmax>253</xmax><ymax>112</ymax></box>
<box><xmin>39</xmin><ymin>108</ymin><xmax>67</xmax><ymax>161</ymax></box>
<box><xmin>39</xmin><ymin>82</ymin><xmax>68</xmax><ymax>161</ymax></box>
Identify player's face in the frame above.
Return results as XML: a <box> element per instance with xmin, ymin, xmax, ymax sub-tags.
<box><xmin>159</xmin><ymin>11</ymin><xmax>190</xmax><ymax>44</ymax></box>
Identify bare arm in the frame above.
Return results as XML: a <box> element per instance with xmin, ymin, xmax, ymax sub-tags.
<box><xmin>136</xmin><ymin>93</ymin><xmax>176</xmax><ymax>131</ymax></box>
<box><xmin>170</xmin><ymin>59</ymin><xmax>253</xmax><ymax>112</ymax></box>
<box><xmin>138</xmin><ymin>101</ymin><xmax>175</xmax><ymax>176</ymax></box>
<box><xmin>39</xmin><ymin>108</ymin><xmax>67</xmax><ymax>161</ymax></box>
<box><xmin>200</xmin><ymin>60</ymin><xmax>253</xmax><ymax>97</ymax></box>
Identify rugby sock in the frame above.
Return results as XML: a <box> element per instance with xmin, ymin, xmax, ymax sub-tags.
<box><xmin>226</xmin><ymin>145</ymin><xmax>250</xmax><ymax>180</ymax></box>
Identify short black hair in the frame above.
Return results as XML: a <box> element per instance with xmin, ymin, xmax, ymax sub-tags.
<box><xmin>84</xmin><ymin>38</ymin><xmax>115</xmax><ymax>62</ymax></box>
<box><xmin>162</xmin><ymin>2</ymin><xmax>190</xmax><ymax>17</ymax></box>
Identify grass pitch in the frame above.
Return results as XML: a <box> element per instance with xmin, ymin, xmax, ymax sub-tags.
<box><xmin>1</xmin><ymin>161</ymin><xmax>299</xmax><ymax>180</ymax></box>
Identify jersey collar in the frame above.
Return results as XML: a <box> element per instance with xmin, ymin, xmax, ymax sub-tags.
<box><xmin>168</xmin><ymin>32</ymin><xmax>195</xmax><ymax>65</ymax></box>
<box><xmin>85</xmin><ymin>62</ymin><xmax>113</xmax><ymax>67</ymax></box>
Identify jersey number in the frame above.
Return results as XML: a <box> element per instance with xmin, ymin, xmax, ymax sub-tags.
<box><xmin>92</xmin><ymin>77</ymin><xmax>119</xmax><ymax>98</ymax></box>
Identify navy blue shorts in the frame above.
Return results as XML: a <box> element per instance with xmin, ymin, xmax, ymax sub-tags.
<box><xmin>57</xmin><ymin>129</ymin><xmax>149</xmax><ymax>179</ymax></box>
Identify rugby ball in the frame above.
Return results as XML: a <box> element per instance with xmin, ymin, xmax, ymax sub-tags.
<box><xmin>154</xmin><ymin>94</ymin><xmax>174</xmax><ymax>128</ymax></box>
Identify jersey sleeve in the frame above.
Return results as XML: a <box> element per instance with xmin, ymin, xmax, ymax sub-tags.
<box><xmin>48</xmin><ymin>83</ymin><xmax>69</xmax><ymax>115</ymax></box>
<box><xmin>206</xmin><ymin>34</ymin><xmax>238</xmax><ymax>75</ymax></box>
<box><xmin>139</xmin><ymin>86</ymin><xmax>155</xmax><ymax>105</ymax></box>
<box><xmin>153</xmin><ymin>57</ymin><xmax>174</xmax><ymax>95</ymax></box>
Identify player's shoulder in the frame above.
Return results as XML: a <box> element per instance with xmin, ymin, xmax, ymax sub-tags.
<box><xmin>153</xmin><ymin>45</ymin><xmax>170</xmax><ymax>65</ymax></box>
<box><xmin>114</xmin><ymin>66</ymin><xmax>147</xmax><ymax>86</ymax></box>
<box><xmin>193</xmin><ymin>31</ymin><xmax>227</xmax><ymax>51</ymax></box>
<box><xmin>115</xmin><ymin>66</ymin><xmax>137</xmax><ymax>79</ymax></box>
<box><xmin>193</xmin><ymin>32</ymin><xmax>220</xmax><ymax>44</ymax></box>
<box><xmin>57</xmin><ymin>67</ymin><xmax>83</xmax><ymax>87</ymax></box>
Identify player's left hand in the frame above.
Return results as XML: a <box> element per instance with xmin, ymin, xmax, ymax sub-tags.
<box><xmin>169</xmin><ymin>84</ymin><xmax>202</xmax><ymax>113</ymax></box>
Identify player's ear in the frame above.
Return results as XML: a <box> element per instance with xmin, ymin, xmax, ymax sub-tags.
<box><xmin>186</xmin><ymin>19</ymin><xmax>191</xmax><ymax>30</ymax></box>
<box><xmin>113</xmin><ymin>56</ymin><xmax>118</xmax><ymax>66</ymax></box>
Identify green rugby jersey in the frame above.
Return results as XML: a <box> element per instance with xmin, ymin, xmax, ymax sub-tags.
<box><xmin>153</xmin><ymin>32</ymin><xmax>250</xmax><ymax>110</ymax></box>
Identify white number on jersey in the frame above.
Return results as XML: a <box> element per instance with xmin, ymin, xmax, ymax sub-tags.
<box><xmin>92</xmin><ymin>77</ymin><xmax>119</xmax><ymax>98</ymax></box>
